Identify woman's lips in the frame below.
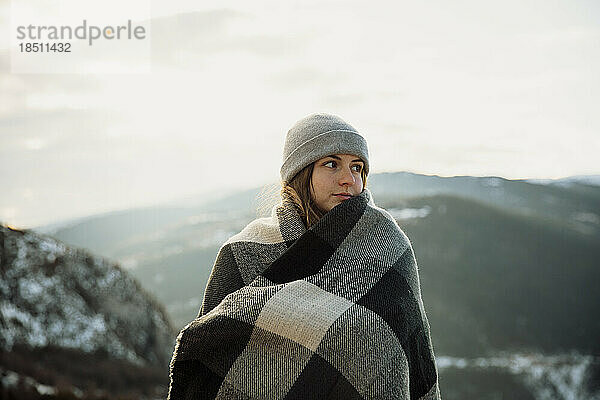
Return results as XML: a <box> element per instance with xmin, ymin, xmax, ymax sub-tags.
<box><xmin>333</xmin><ymin>194</ymin><xmax>352</xmax><ymax>200</ymax></box>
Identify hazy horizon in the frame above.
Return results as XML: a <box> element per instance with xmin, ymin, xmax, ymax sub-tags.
<box><xmin>4</xmin><ymin>171</ymin><xmax>598</xmax><ymax>231</ymax></box>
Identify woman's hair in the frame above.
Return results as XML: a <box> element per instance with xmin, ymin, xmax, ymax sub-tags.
<box><xmin>281</xmin><ymin>160</ymin><xmax>368</xmax><ymax>229</ymax></box>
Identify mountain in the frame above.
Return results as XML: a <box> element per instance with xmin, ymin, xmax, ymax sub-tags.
<box><xmin>0</xmin><ymin>224</ymin><xmax>176</xmax><ymax>398</ymax></box>
<box><xmin>368</xmin><ymin>172</ymin><xmax>600</xmax><ymax>236</ymax></box>
<box><xmin>38</xmin><ymin>172</ymin><xmax>600</xmax><ymax>245</ymax></box>
<box><xmin>27</xmin><ymin>172</ymin><xmax>600</xmax><ymax>399</ymax></box>
<box><xmin>378</xmin><ymin>194</ymin><xmax>600</xmax><ymax>357</ymax></box>
<box><xmin>41</xmin><ymin>172</ymin><xmax>600</xmax><ymax>332</ymax></box>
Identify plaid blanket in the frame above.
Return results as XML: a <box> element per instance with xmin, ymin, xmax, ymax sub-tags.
<box><xmin>168</xmin><ymin>189</ymin><xmax>441</xmax><ymax>399</ymax></box>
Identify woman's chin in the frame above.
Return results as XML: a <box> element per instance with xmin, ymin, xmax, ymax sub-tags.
<box><xmin>329</xmin><ymin>198</ymin><xmax>348</xmax><ymax>210</ymax></box>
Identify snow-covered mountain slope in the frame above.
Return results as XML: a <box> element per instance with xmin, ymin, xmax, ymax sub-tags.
<box><xmin>526</xmin><ymin>174</ymin><xmax>600</xmax><ymax>187</ymax></box>
<box><xmin>0</xmin><ymin>224</ymin><xmax>175</xmax><ymax>367</ymax></box>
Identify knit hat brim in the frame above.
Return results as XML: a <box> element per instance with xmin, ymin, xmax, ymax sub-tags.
<box><xmin>280</xmin><ymin>129</ymin><xmax>369</xmax><ymax>183</ymax></box>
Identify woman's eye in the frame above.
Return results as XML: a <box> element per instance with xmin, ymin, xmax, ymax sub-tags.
<box><xmin>324</xmin><ymin>161</ymin><xmax>336</xmax><ymax>168</ymax></box>
<box><xmin>352</xmin><ymin>164</ymin><xmax>363</xmax><ymax>172</ymax></box>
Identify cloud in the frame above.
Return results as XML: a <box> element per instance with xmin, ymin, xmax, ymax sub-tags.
<box><xmin>149</xmin><ymin>9</ymin><xmax>314</xmax><ymax>66</ymax></box>
<box><xmin>0</xmin><ymin>108</ymin><xmax>116</xmax><ymax>157</ymax></box>
<box><xmin>264</xmin><ymin>67</ymin><xmax>343</xmax><ymax>90</ymax></box>
<box><xmin>1</xmin><ymin>0</ymin><xmax>599</xmax><ymax>228</ymax></box>
<box><xmin>1</xmin><ymin>207</ymin><xmax>18</xmax><ymax>222</ymax></box>
<box><xmin>23</xmin><ymin>137</ymin><xmax>46</xmax><ymax>150</ymax></box>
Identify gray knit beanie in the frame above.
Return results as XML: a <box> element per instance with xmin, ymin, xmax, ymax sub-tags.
<box><xmin>280</xmin><ymin>113</ymin><xmax>370</xmax><ymax>183</ymax></box>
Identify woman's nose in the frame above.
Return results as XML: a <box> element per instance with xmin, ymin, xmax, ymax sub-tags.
<box><xmin>338</xmin><ymin>167</ymin><xmax>356</xmax><ymax>186</ymax></box>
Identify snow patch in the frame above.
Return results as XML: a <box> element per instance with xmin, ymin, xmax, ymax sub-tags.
<box><xmin>437</xmin><ymin>353</ymin><xmax>599</xmax><ymax>400</ymax></box>
<box><xmin>527</xmin><ymin>175</ymin><xmax>600</xmax><ymax>187</ymax></box>
<box><xmin>196</xmin><ymin>229</ymin><xmax>237</xmax><ymax>247</ymax></box>
<box><xmin>573</xmin><ymin>212</ymin><xmax>600</xmax><ymax>224</ymax></box>
<box><xmin>120</xmin><ymin>257</ymin><xmax>139</xmax><ymax>269</ymax></box>
<box><xmin>38</xmin><ymin>238</ymin><xmax>66</xmax><ymax>256</ymax></box>
<box><xmin>0</xmin><ymin>302</ymin><xmax>47</xmax><ymax>348</ymax></box>
<box><xmin>483</xmin><ymin>177</ymin><xmax>504</xmax><ymax>187</ymax></box>
<box><xmin>1</xmin><ymin>369</ymin><xmax>59</xmax><ymax>397</ymax></box>
<box><xmin>387</xmin><ymin>206</ymin><xmax>432</xmax><ymax>220</ymax></box>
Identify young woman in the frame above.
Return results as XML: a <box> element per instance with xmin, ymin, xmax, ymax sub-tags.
<box><xmin>280</xmin><ymin>151</ymin><xmax>366</xmax><ymax>229</ymax></box>
<box><xmin>168</xmin><ymin>113</ymin><xmax>441</xmax><ymax>400</ymax></box>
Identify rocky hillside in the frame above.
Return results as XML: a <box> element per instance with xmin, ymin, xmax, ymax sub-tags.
<box><xmin>0</xmin><ymin>224</ymin><xmax>176</xmax><ymax>397</ymax></box>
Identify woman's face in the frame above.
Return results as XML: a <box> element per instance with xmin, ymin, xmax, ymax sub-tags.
<box><xmin>310</xmin><ymin>153</ymin><xmax>364</xmax><ymax>212</ymax></box>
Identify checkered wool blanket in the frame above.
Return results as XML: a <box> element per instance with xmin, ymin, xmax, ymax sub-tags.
<box><xmin>168</xmin><ymin>189</ymin><xmax>441</xmax><ymax>399</ymax></box>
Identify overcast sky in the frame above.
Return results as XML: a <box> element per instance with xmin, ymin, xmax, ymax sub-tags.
<box><xmin>1</xmin><ymin>0</ymin><xmax>599</xmax><ymax>229</ymax></box>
